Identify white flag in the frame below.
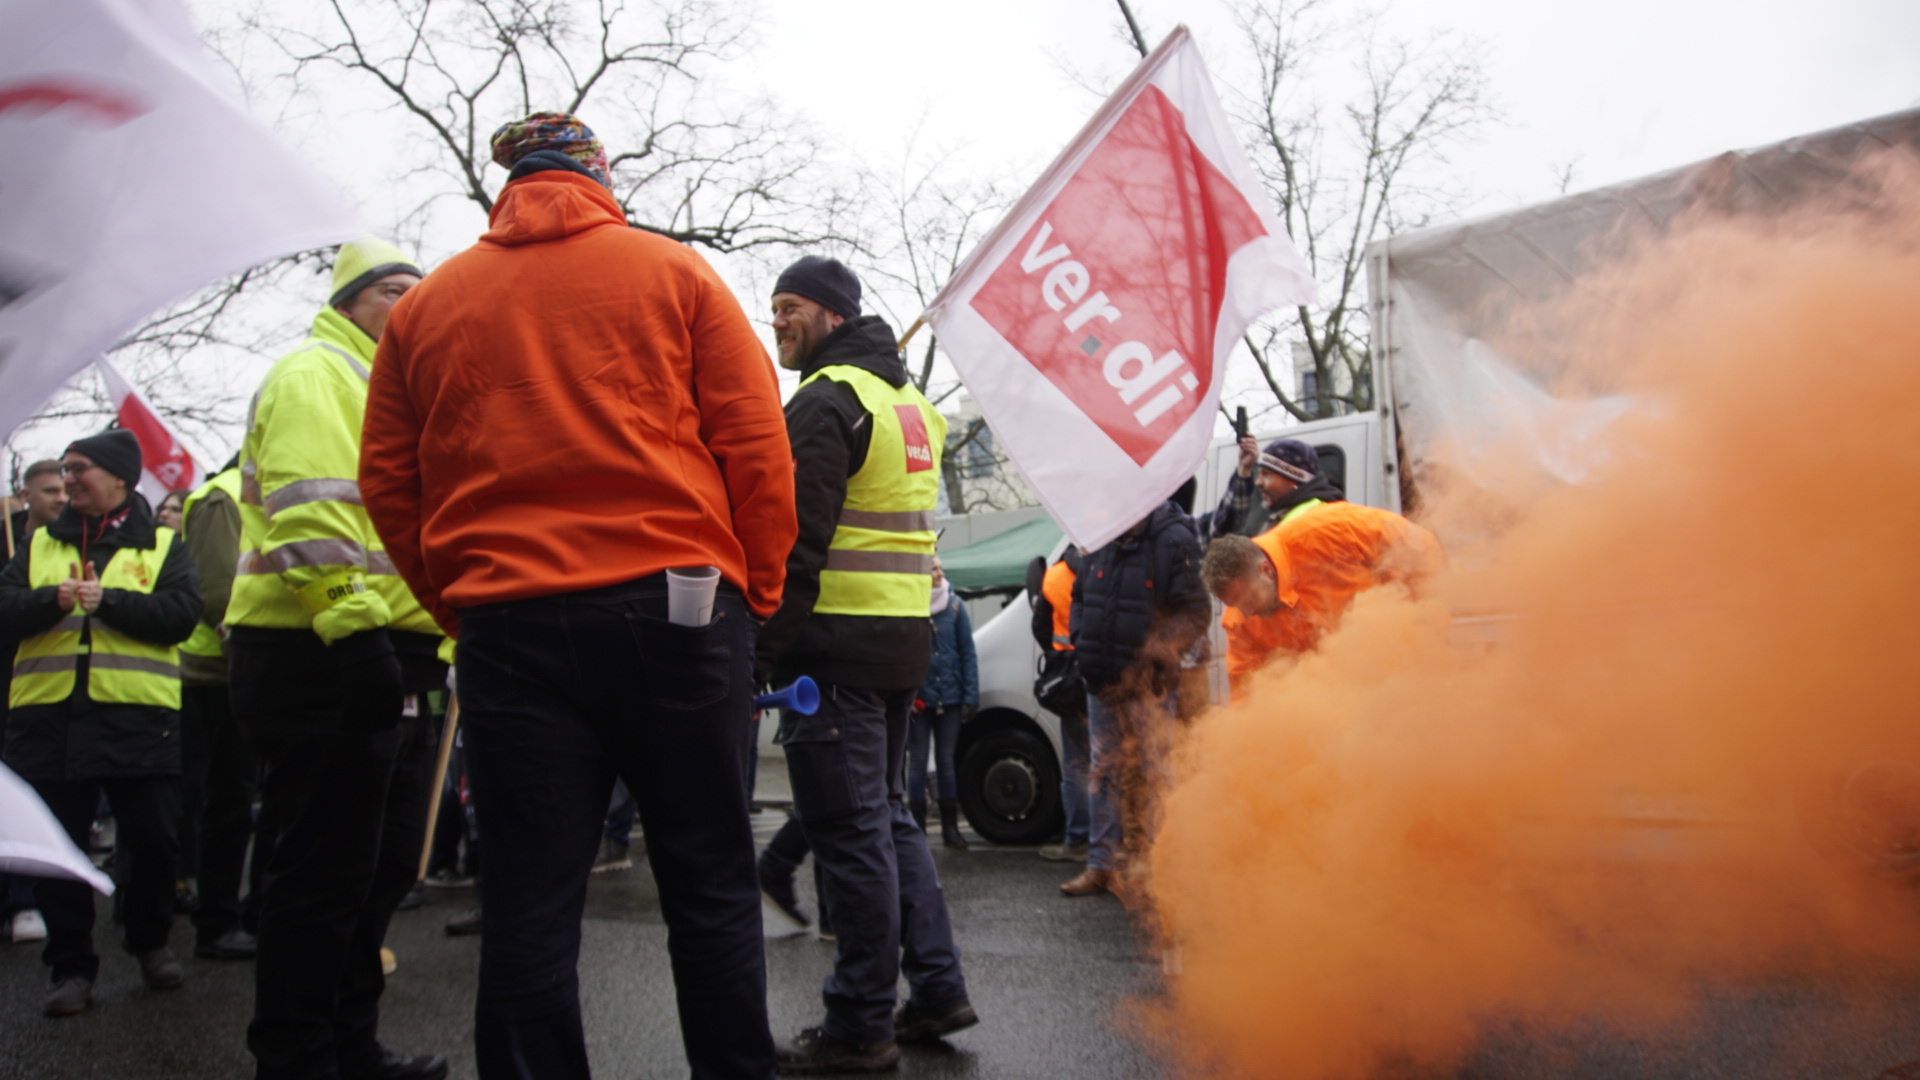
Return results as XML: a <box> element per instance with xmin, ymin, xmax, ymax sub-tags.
<box><xmin>95</xmin><ymin>355</ymin><xmax>203</xmax><ymax>502</ymax></box>
<box><xmin>0</xmin><ymin>762</ymin><xmax>114</xmax><ymax>895</ymax></box>
<box><xmin>0</xmin><ymin>0</ymin><xmax>359</xmax><ymax>442</ymax></box>
<box><xmin>923</xmin><ymin>26</ymin><xmax>1315</xmax><ymax>552</ymax></box>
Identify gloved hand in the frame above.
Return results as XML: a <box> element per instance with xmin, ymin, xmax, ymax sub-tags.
<box><xmin>335</xmin><ymin>628</ymin><xmax>405</xmax><ymax>733</ymax></box>
<box><xmin>961</xmin><ymin>704</ymin><xmax>978</xmax><ymax>724</ymax></box>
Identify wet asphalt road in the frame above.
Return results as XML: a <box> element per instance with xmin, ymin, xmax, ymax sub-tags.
<box><xmin>8</xmin><ymin>777</ymin><xmax>1920</xmax><ymax>1079</ymax></box>
<box><xmin>0</xmin><ymin>795</ymin><xmax>1170</xmax><ymax>1080</ymax></box>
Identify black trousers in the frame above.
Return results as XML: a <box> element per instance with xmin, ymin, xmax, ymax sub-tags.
<box><xmin>31</xmin><ymin>774</ymin><xmax>179</xmax><ymax>982</ymax></box>
<box><xmin>759</xmin><ymin>814</ymin><xmax>832</xmax><ymax>934</ymax></box>
<box><xmin>230</xmin><ymin>629</ymin><xmax>442</xmax><ymax>1080</ymax></box>
<box><xmin>457</xmin><ymin>576</ymin><xmax>776</xmax><ymax>1080</ymax></box>
<box><xmin>183</xmin><ymin>683</ymin><xmax>263</xmax><ymax>941</ymax></box>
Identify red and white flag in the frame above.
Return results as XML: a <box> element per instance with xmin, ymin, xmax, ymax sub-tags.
<box><xmin>95</xmin><ymin>355</ymin><xmax>201</xmax><ymax>504</ymax></box>
<box><xmin>923</xmin><ymin>26</ymin><xmax>1314</xmax><ymax>552</ymax></box>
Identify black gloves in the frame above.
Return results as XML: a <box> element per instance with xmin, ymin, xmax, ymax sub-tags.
<box><xmin>335</xmin><ymin>627</ymin><xmax>405</xmax><ymax>732</ymax></box>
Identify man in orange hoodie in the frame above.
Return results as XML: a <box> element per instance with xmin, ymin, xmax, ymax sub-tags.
<box><xmin>359</xmin><ymin>112</ymin><xmax>794</xmax><ymax>1080</ymax></box>
<box><xmin>1201</xmin><ymin>502</ymin><xmax>1441</xmax><ymax>698</ymax></box>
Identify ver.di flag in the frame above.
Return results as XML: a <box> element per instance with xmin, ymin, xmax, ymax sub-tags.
<box><xmin>922</xmin><ymin>26</ymin><xmax>1315</xmax><ymax>552</ymax></box>
<box><xmin>0</xmin><ymin>0</ymin><xmax>359</xmax><ymax>442</ymax></box>
<box><xmin>95</xmin><ymin>355</ymin><xmax>202</xmax><ymax>503</ymax></box>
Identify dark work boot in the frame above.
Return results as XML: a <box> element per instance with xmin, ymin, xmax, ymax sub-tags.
<box><xmin>43</xmin><ymin>977</ymin><xmax>92</xmax><ymax>1017</ymax></box>
<box><xmin>775</xmin><ymin>1026</ymin><xmax>899</xmax><ymax>1074</ymax></box>
<box><xmin>894</xmin><ymin>998</ymin><xmax>980</xmax><ymax>1043</ymax></box>
<box><xmin>908</xmin><ymin>799</ymin><xmax>928</xmax><ymax>834</ymax></box>
<box><xmin>939</xmin><ymin>801</ymin><xmax>968</xmax><ymax>849</ymax></box>
<box><xmin>342</xmin><ymin>1047</ymin><xmax>450</xmax><ymax>1080</ymax></box>
<box><xmin>132</xmin><ymin>946</ymin><xmax>184</xmax><ymax>990</ymax></box>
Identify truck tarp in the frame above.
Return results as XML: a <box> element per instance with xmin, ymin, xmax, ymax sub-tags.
<box><xmin>1370</xmin><ymin>107</ymin><xmax>1920</xmax><ymax>508</ymax></box>
<box><xmin>940</xmin><ymin>514</ymin><xmax>1064</xmax><ymax>593</ymax></box>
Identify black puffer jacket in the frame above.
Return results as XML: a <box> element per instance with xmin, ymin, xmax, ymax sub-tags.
<box><xmin>1070</xmin><ymin>502</ymin><xmax>1209</xmax><ymax>698</ymax></box>
<box><xmin>755</xmin><ymin>315</ymin><xmax>934</xmax><ymax>690</ymax></box>
<box><xmin>0</xmin><ymin>494</ymin><xmax>200</xmax><ymax>781</ymax></box>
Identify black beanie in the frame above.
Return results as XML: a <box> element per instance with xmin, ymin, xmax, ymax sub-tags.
<box><xmin>65</xmin><ymin>429</ymin><xmax>143</xmax><ymax>489</ymax></box>
<box><xmin>773</xmin><ymin>255</ymin><xmax>861</xmax><ymax>318</ymax></box>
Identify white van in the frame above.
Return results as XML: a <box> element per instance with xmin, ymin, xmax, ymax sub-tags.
<box><xmin>952</xmin><ymin>410</ymin><xmax>1389</xmax><ymax>845</ymax></box>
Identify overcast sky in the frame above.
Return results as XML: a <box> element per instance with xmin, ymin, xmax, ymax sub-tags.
<box><xmin>754</xmin><ymin>0</ymin><xmax>1918</xmax><ymax>212</ymax></box>
<box><xmin>12</xmin><ymin>0</ymin><xmax>1918</xmax><ymax>468</ymax></box>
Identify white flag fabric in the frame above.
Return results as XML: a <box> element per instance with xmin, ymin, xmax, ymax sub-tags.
<box><xmin>0</xmin><ymin>762</ymin><xmax>114</xmax><ymax>895</ymax></box>
<box><xmin>0</xmin><ymin>0</ymin><xmax>359</xmax><ymax>442</ymax></box>
<box><xmin>95</xmin><ymin>356</ymin><xmax>203</xmax><ymax>503</ymax></box>
<box><xmin>923</xmin><ymin>26</ymin><xmax>1315</xmax><ymax>552</ymax></box>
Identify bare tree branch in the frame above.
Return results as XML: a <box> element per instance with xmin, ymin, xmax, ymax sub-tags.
<box><xmin>1115</xmin><ymin>0</ymin><xmax>1151</xmax><ymax>58</ymax></box>
<box><xmin>1136</xmin><ymin>1</ymin><xmax>1496</xmax><ymax>423</ymax></box>
<box><xmin>242</xmin><ymin>0</ymin><xmax>844</xmax><ymax>253</ymax></box>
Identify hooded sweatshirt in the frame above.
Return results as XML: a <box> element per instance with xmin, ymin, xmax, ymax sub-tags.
<box><xmin>360</xmin><ymin>166</ymin><xmax>796</xmax><ymax>631</ymax></box>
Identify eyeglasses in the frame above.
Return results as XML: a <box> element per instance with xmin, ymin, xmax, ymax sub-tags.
<box><xmin>59</xmin><ymin>462</ymin><xmax>99</xmax><ymax>478</ymax></box>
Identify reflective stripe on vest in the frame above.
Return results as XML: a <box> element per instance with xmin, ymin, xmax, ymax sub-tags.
<box><xmin>179</xmin><ymin>468</ymin><xmax>243</xmax><ymax>659</ymax></box>
<box><xmin>799</xmin><ymin>365</ymin><xmax>947</xmax><ymax>618</ymax></box>
<box><xmin>11</xmin><ymin>527</ymin><xmax>182</xmax><ymax>710</ymax></box>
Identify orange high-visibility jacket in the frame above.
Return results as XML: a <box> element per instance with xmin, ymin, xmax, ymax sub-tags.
<box><xmin>1042</xmin><ymin>558</ymin><xmax>1076</xmax><ymax>651</ymax></box>
<box><xmin>1221</xmin><ymin>502</ymin><xmax>1440</xmax><ymax>697</ymax></box>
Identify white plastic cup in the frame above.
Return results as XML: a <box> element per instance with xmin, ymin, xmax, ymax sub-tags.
<box><xmin>666</xmin><ymin>566</ymin><xmax>721</xmax><ymax>627</ymax></box>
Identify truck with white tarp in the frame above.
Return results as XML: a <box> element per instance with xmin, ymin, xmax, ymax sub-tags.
<box><xmin>954</xmin><ymin>107</ymin><xmax>1920</xmax><ymax>847</ymax></box>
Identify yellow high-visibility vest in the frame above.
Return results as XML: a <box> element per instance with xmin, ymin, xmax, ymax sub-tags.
<box><xmin>226</xmin><ymin>307</ymin><xmax>440</xmax><ymax>646</ymax></box>
<box><xmin>799</xmin><ymin>365</ymin><xmax>946</xmax><ymax>618</ymax></box>
<box><xmin>11</xmin><ymin>527</ymin><xmax>182</xmax><ymax>710</ymax></box>
<box><xmin>178</xmin><ymin>467</ymin><xmax>242</xmax><ymax>659</ymax></box>
<box><xmin>1277</xmin><ymin>498</ymin><xmax>1324</xmax><ymax>527</ymax></box>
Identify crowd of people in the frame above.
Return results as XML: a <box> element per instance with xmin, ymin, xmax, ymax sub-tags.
<box><xmin>2</xmin><ymin>108</ymin><xmax>1438</xmax><ymax>1080</ymax></box>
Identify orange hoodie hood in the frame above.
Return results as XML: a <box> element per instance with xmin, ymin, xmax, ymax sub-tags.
<box><xmin>482</xmin><ymin>170</ymin><xmax>626</xmax><ymax>247</ymax></box>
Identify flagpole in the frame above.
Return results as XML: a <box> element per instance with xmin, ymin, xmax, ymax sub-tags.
<box><xmin>896</xmin><ymin>316</ymin><xmax>927</xmax><ymax>355</ymax></box>
<box><xmin>417</xmin><ymin>696</ymin><xmax>462</xmax><ymax>881</ymax></box>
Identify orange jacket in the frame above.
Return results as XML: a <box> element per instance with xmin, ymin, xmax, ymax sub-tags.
<box><xmin>360</xmin><ymin>170</ymin><xmax>796</xmax><ymax>632</ymax></box>
<box><xmin>1042</xmin><ymin>558</ymin><xmax>1076</xmax><ymax>651</ymax></box>
<box><xmin>1222</xmin><ymin>502</ymin><xmax>1440</xmax><ymax>696</ymax></box>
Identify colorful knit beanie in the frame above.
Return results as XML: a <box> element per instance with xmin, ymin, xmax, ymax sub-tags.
<box><xmin>489</xmin><ymin>111</ymin><xmax>611</xmax><ymax>187</ymax></box>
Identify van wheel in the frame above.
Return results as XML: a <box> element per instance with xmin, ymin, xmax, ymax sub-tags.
<box><xmin>958</xmin><ymin>724</ymin><xmax>1062</xmax><ymax>846</ymax></box>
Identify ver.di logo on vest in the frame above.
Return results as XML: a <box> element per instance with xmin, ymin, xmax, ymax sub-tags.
<box><xmin>895</xmin><ymin>405</ymin><xmax>934</xmax><ymax>474</ymax></box>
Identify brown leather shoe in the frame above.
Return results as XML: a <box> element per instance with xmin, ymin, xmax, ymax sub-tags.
<box><xmin>1058</xmin><ymin>868</ymin><xmax>1112</xmax><ymax>897</ymax></box>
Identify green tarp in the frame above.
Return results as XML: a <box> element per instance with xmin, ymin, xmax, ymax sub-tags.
<box><xmin>939</xmin><ymin>515</ymin><xmax>1064</xmax><ymax>592</ymax></box>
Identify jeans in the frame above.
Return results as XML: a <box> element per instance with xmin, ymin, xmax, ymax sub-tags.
<box><xmin>1087</xmin><ymin>690</ymin><xmax>1176</xmax><ymax>872</ymax></box>
<box><xmin>759</xmin><ymin>813</ymin><xmax>832</xmax><ymax>934</ymax></box>
<box><xmin>1057</xmin><ymin>702</ymin><xmax>1091</xmax><ymax>847</ymax></box>
<box><xmin>31</xmin><ymin>774</ymin><xmax>179</xmax><ymax>982</ymax></box>
<box><xmin>457</xmin><ymin>576</ymin><xmax>775</xmax><ymax>1080</ymax></box>
<box><xmin>231</xmin><ymin>629</ymin><xmax>443</xmax><ymax>1080</ymax></box>
<box><xmin>184</xmin><ymin>683</ymin><xmax>262</xmax><ymax>942</ymax></box>
<box><xmin>779</xmin><ymin>683</ymin><xmax>968</xmax><ymax>1046</ymax></box>
<box><xmin>904</xmin><ymin>704</ymin><xmax>962</xmax><ymax>804</ymax></box>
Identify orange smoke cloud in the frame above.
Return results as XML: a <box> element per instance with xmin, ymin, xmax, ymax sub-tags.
<box><xmin>1147</xmin><ymin>158</ymin><xmax>1920</xmax><ymax>1078</ymax></box>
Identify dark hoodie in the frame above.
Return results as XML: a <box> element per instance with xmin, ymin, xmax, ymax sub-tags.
<box><xmin>755</xmin><ymin>315</ymin><xmax>934</xmax><ymax>690</ymax></box>
<box><xmin>0</xmin><ymin>492</ymin><xmax>200</xmax><ymax>780</ymax></box>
